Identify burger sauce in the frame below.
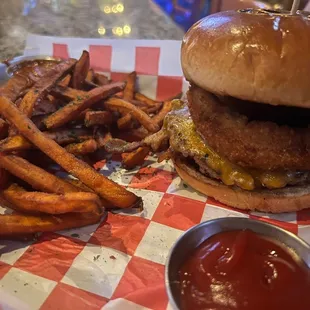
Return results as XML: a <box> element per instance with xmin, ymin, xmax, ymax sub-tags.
<box><xmin>178</xmin><ymin>230</ymin><xmax>310</xmax><ymax>310</ymax></box>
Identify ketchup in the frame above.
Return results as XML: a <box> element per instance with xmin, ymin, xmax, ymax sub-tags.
<box><xmin>178</xmin><ymin>230</ymin><xmax>310</xmax><ymax>310</ymax></box>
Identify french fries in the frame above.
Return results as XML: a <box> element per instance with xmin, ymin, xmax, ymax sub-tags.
<box><xmin>152</xmin><ymin>100</ymin><xmax>173</xmax><ymax>126</ymax></box>
<box><xmin>51</xmin><ymin>85</ymin><xmax>87</xmax><ymax>101</ymax></box>
<box><xmin>135</xmin><ymin>93</ymin><xmax>162</xmax><ymax>109</ymax></box>
<box><xmin>0</xmin><ymin>211</ymin><xmax>103</xmax><ymax>237</ymax></box>
<box><xmin>44</xmin><ymin>82</ymin><xmax>125</xmax><ymax>129</ymax></box>
<box><xmin>3</xmin><ymin>184</ymin><xmax>101</xmax><ymax>214</ymax></box>
<box><xmin>0</xmin><ymin>168</ymin><xmax>9</xmax><ymax>190</ymax></box>
<box><xmin>0</xmin><ymin>153</ymin><xmax>78</xmax><ymax>194</ymax></box>
<box><xmin>0</xmin><ymin>96</ymin><xmax>141</xmax><ymax>209</ymax></box>
<box><xmin>86</xmin><ymin>69</ymin><xmax>95</xmax><ymax>83</ymax></box>
<box><xmin>0</xmin><ymin>129</ymin><xmax>92</xmax><ymax>153</ymax></box>
<box><xmin>58</xmin><ymin>74</ymin><xmax>71</xmax><ymax>87</ymax></box>
<box><xmin>105</xmin><ymin>98</ymin><xmax>160</xmax><ymax>132</ymax></box>
<box><xmin>113</xmin><ymin>100</ymin><xmax>173</xmax><ymax>168</ymax></box>
<box><xmin>94</xmin><ymin>129</ymin><xmax>112</xmax><ymax>148</ymax></box>
<box><xmin>94</xmin><ymin>73</ymin><xmax>110</xmax><ymax>86</ymax></box>
<box><xmin>0</xmin><ymin>135</ymin><xmax>32</xmax><ymax>152</ymax></box>
<box><xmin>8</xmin><ymin>60</ymin><xmax>77</xmax><ymax>137</ymax></box>
<box><xmin>122</xmin><ymin>147</ymin><xmax>150</xmax><ymax>170</ymax></box>
<box><xmin>143</xmin><ymin>129</ymin><xmax>169</xmax><ymax>152</ymax></box>
<box><xmin>70</xmin><ymin>50</ymin><xmax>90</xmax><ymax>89</ymax></box>
<box><xmin>0</xmin><ymin>51</ymin><xmax>176</xmax><ymax>238</ymax></box>
<box><xmin>33</xmin><ymin>98</ymin><xmax>58</xmax><ymax>116</ymax></box>
<box><xmin>22</xmin><ymin>60</ymin><xmax>76</xmax><ymax>116</ymax></box>
<box><xmin>124</xmin><ymin>71</ymin><xmax>136</xmax><ymax>100</ymax></box>
<box><xmin>65</xmin><ymin>139</ymin><xmax>98</xmax><ymax>155</ymax></box>
<box><xmin>117</xmin><ymin>113</ymin><xmax>133</xmax><ymax>130</ymax></box>
<box><xmin>105</xmin><ymin>129</ymin><xmax>168</xmax><ymax>154</ymax></box>
<box><xmin>0</xmin><ymin>119</ymin><xmax>8</xmax><ymax>139</ymax></box>
<box><xmin>84</xmin><ymin>111</ymin><xmax>113</xmax><ymax>127</ymax></box>
<box><xmin>104</xmin><ymin>139</ymin><xmax>142</xmax><ymax>154</ymax></box>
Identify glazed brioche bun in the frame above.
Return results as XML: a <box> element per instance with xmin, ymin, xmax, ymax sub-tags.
<box><xmin>181</xmin><ymin>9</ymin><xmax>310</xmax><ymax>108</ymax></box>
<box><xmin>173</xmin><ymin>156</ymin><xmax>310</xmax><ymax>213</ymax></box>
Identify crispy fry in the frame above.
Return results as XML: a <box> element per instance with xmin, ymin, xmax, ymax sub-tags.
<box><xmin>84</xmin><ymin>111</ymin><xmax>113</xmax><ymax>127</ymax></box>
<box><xmin>157</xmin><ymin>148</ymin><xmax>173</xmax><ymax>163</ymax></box>
<box><xmin>143</xmin><ymin>129</ymin><xmax>169</xmax><ymax>152</ymax></box>
<box><xmin>0</xmin><ymin>75</ymin><xmax>32</xmax><ymax>103</ymax></box>
<box><xmin>135</xmin><ymin>93</ymin><xmax>161</xmax><ymax>107</ymax></box>
<box><xmin>3</xmin><ymin>184</ymin><xmax>101</xmax><ymax>214</ymax></box>
<box><xmin>0</xmin><ymin>153</ymin><xmax>78</xmax><ymax>194</ymax></box>
<box><xmin>152</xmin><ymin>100</ymin><xmax>173</xmax><ymax>126</ymax></box>
<box><xmin>122</xmin><ymin>101</ymin><xmax>172</xmax><ymax>141</ymax></box>
<box><xmin>115</xmin><ymin>102</ymin><xmax>172</xmax><ymax>168</ymax></box>
<box><xmin>15</xmin><ymin>97</ymin><xmax>22</xmax><ymax>107</ymax></box>
<box><xmin>51</xmin><ymin>85</ymin><xmax>87</xmax><ymax>101</ymax></box>
<box><xmin>31</xmin><ymin>114</ymin><xmax>47</xmax><ymax>130</ymax></box>
<box><xmin>0</xmin><ymin>135</ymin><xmax>32</xmax><ymax>152</ymax></box>
<box><xmin>46</xmin><ymin>128</ymin><xmax>93</xmax><ymax>144</ymax></box>
<box><xmin>44</xmin><ymin>82</ymin><xmax>125</xmax><ymax>129</ymax></box>
<box><xmin>66</xmin><ymin>179</ymin><xmax>94</xmax><ymax>193</ymax></box>
<box><xmin>86</xmin><ymin>69</ymin><xmax>95</xmax><ymax>83</ymax></box>
<box><xmin>59</xmin><ymin>128</ymin><xmax>90</xmax><ymax>141</ymax></box>
<box><xmin>0</xmin><ymin>60</ymin><xmax>70</xmax><ymax>102</ymax></box>
<box><xmin>0</xmin><ymin>129</ymin><xmax>92</xmax><ymax>153</ymax></box>
<box><xmin>32</xmin><ymin>99</ymin><xmax>58</xmax><ymax>116</ymax></box>
<box><xmin>147</xmin><ymin>104</ymin><xmax>163</xmax><ymax>114</ymax></box>
<box><xmin>105</xmin><ymin>98</ymin><xmax>160</xmax><ymax>133</ymax></box>
<box><xmin>66</xmin><ymin>179</ymin><xmax>114</xmax><ymax>208</ymax></box>
<box><xmin>0</xmin><ymin>118</ymin><xmax>8</xmax><ymax>139</ymax></box>
<box><xmin>17</xmin><ymin>89</ymin><xmax>41</xmax><ymax>117</ymax></box>
<box><xmin>0</xmin><ymin>210</ymin><xmax>103</xmax><ymax>237</ymax></box>
<box><xmin>130</xmin><ymin>100</ymin><xmax>150</xmax><ymax>111</ymax></box>
<box><xmin>137</xmin><ymin>97</ymin><xmax>163</xmax><ymax>114</ymax></box>
<box><xmin>115</xmin><ymin>128</ymin><xmax>148</xmax><ymax>141</ymax></box>
<box><xmin>65</xmin><ymin>139</ymin><xmax>98</xmax><ymax>155</ymax></box>
<box><xmin>70</xmin><ymin>50</ymin><xmax>90</xmax><ymax>90</ymax></box>
<box><xmin>94</xmin><ymin>73</ymin><xmax>110</xmax><ymax>86</ymax></box>
<box><xmin>84</xmin><ymin>80</ymin><xmax>99</xmax><ymax>90</ymax></box>
<box><xmin>58</xmin><ymin>74</ymin><xmax>71</xmax><ymax>87</ymax></box>
<box><xmin>117</xmin><ymin>113</ymin><xmax>133</xmax><ymax>130</ymax></box>
<box><xmin>105</xmin><ymin>129</ymin><xmax>168</xmax><ymax>154</ymax></box>
<box><xmin>122</xmin><ymin>147</ymin><xmax>150</xmax><ymax>169</ymax></box>
<box><xmin>0</xmin><ymin>168</ymin><xmax>9</xmax><ymax>190</ymax></box>
<box><xmin>0</xmin><ymin>97</ymin><xmax>142</xmax><ymax>209</ymax></box>
<box><xmin>104</xmin><ymin>139</ymin><xmax>142</xmax><ymax>154</ymax></box>
<box><xmin>94</xmin><ymin>129</ymin><xmax>112</xmax><ymax>148</ymax></box>
<box><xmin>119</xmin><ymin>101</ymin><xmax>171</xmax><ymax>141</ymax></box>
<box><xmin>19</xmin><ymin>59</ymin><xmax>77</xmax><ymax>118</ymax></box>
<box><xmin>8</xmin><ymin>60</ymin><xmax>76</xmax><ymax>137</ymax></box>
<box><xmin>124</xmin><ymin>71</ymin><xmax>136</xmax><ymax>100</ymax></box>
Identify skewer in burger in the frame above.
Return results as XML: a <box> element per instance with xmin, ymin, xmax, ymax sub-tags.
<box><xmin>165</xmin><ymin>8</ymin><xmax>310</xmax><ymax>213</ymax></box>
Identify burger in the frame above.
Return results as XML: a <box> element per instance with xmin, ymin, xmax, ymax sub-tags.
<box><xmin>165</xmin><ymin>8</ymin><xmax>310</xmax><ymax>213</ymax></box>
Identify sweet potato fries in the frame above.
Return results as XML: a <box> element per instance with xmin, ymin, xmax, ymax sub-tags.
<box><xmin>0</xmin><ymin>50</ymin><xmax>177</xmax><ymax>238</ymax></box>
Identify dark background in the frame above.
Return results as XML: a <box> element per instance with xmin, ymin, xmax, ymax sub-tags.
<box><xmin>154</xmin><ymin>0</ymin><xmax>309</xmax><ymax>31</ymax></box>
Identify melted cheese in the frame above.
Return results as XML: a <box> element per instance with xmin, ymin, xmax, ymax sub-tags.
<box><xmin>165</xmin><ymin>101</ymin><xmax>302</xmax><ymax>191</ymax></box>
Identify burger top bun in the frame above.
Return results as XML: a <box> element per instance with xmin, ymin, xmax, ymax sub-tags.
<box><xmin>181</xmin><ymin>9</ymin><xmax>310</xmax><ymax>108</ymax></box>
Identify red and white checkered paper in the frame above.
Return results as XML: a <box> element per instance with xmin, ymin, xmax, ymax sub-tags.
<box><xmin>1</xmin><ymin>34</ymin><xmax>310</xmax><ymax>310</ymax></box>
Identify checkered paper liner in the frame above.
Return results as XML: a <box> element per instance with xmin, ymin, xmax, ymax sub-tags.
<box><xmin>1</xmin><ymin>34</ymin><xmax>310</xmax><ymax>310</ymax></box>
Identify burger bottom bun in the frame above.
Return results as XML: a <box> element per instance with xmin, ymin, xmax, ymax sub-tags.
<box><xmin>173</xmin><ymin>156</ymin><xmax>310</xmax><ymax>213</ymax></box>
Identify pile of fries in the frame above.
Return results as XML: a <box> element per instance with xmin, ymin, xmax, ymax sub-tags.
<box><xmin>0</xmin><ymin>51</ymin><xmax>175</xmax><ymax>238</ymax></box>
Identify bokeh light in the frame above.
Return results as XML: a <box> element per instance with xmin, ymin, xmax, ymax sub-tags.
<box><xmin>123</xmin><ymin>25</ymin><xmax>131</xmax><ymax>34</ymax></box>
<box><xmin>104</xmin><ymin>6</ymin><xmax>111</xmax><ymax>14</ymax></box>
<box><xmin>98</xmin><ymin>26</ymin><xmax>106</xmax><ymax>35</ymax></box>
<box><xmin>117</xmin><ymin>3</ymin><xmax>124</xmax><ymax>12</ymax></box>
